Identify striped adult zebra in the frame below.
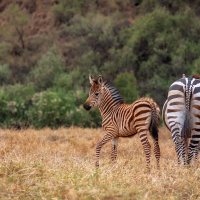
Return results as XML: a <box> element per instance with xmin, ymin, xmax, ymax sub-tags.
<box><xmin>196</xmin><ymin>143</ymin><xmax>200</xmax><ymax>160</ymax></box>
<box><xmin>83</xmin><ymin>75</ymin><xmax>160</xmax><ymax>171</ymax></box>
<box><xmin>162</xmin><ymin>75</ymin><xmax>200</xmax><ymax>165</ymax></box>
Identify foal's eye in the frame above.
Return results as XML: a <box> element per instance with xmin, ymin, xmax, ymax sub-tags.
<box><xmin>95</xmin><ymin>93</ymin><xmax>99</xmax><ymax>96</ymax></box>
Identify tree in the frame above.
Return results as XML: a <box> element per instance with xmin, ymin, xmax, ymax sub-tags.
<box><xmin>114</xmin><ymin>72</ymin><xmax>138</xmax><ymax>103</ymax></box>
<box><xmin>30</xmin><ymin>47</ymin><xmax>65</xmax><ymax>90</ymax></box>
<box><xmin>0</xmin><ymin>64</ymin><xmax>11</xmax><ymax>85</ymax></box>
<box><xmin>0</xmin><ymin>3</ymin><xmax>29</xmax><ymax>51</ymax></box>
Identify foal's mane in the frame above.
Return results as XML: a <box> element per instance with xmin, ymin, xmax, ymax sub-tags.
<box><xmin>103</xmin><ymin>81</ymin><xmax>124</xmax><ymax>104</ymax></box>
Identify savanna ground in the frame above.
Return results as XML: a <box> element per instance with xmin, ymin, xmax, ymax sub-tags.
<box><xmin>0</xmin><ymin>127</ymin><xmax>199</xmax><ymax>200</ymax></box>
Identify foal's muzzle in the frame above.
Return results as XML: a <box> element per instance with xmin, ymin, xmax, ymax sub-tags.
<box><xmin>83</xmin><ymin>103</ymin><xmax>91</xmax><ymax>111</ymax></box>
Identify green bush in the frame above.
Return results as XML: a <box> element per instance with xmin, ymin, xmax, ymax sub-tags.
<box><xmin>0</xmin><ymin>64</ymin><xmax>11</xmax><ymax>85</ymax></box>
<box><xmin>114</xmin><ymin>72</ymin><xmax>138</xmax><ymax>103</ymax></box>
<box><xmin>140</xmin><ymin>0</ymin><xmax>187</xmax><ymax>14</ymax></box>
<box><xmin>53</xmin><ymin>0</ymin><xmax>90</xmax><ymax>25</ymax></box>
<box><xmin>54</xmin><ymin>69</ymin><xmax>85</xmax><ymax>91</ymax></box>
<box><xmin>5</xmin><ymin>84</ymin><xmax>35</xmax><ymax>101</ymax></box>
<box><xmin>61</xmin><ymin>12</ymin><xmax>123</xmax><ymax>75</ymax></box>
<box><xmin>27</xmin><ymin>90</ymin><xmax>75</xmax><ymax>128</ymax></box>
<box><xmin>0</xmin><ymin>42</ymin><xmax>12</xmax><ymax>65</ymax></box>
<box><xmin>116</xmin><ymin>7</ymin><xmax>200</xmax><ymax>105</ymax></box>
<box><xmin>27</xmin><ymin>89</ymin><xmax>101</xmax><ymax>128</ymax></box>
<box><xmin>30</xmin><ymin>47</ymin><xmax>65</xmax><ymax>90</ymax></box>
<box><xmin>1</xmin><ymin>1</ymin><xmax>200</xmax><ymax>128</ymax></box>
<box><xmin>0</xmin><ymin>84</ymin><xmax>35</xmax><ymax>127</ymax></box>
<box><xmin>192</xmin><ymin>58</ymin><xmax>200</xmax><ymax>74</ymax></box>
<box><xmin>71</xmin><ymin>107</ymin><xmax>101</xmax><ymax>128</ymax></box>
<box><xmin>0</xmin><ymin>89</ymin><xmax>9</xmax><ymax>125</ymax></box>
<box><xmin>0</xmin><ymin>82</ymin><xmax>102</xmax><ymax>128</ymax></box>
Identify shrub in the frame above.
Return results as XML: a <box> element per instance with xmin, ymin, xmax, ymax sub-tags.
<box><xmin>139</xmin><ymin>0</ymin><xmax>187</xmax><ymax>14</ymax></box>
<box><xmin>0</xmin><ymin>64</ymin><xmax>12</xmax><ymax>85</ymax></box>
<box><xmin>118</xmin><ymin>7</ymin><xmax>200</xmax><ymax>105</ymax></box>
<box><xmin>27</xmin><ymin>90</ymin><xmax>78</xmax><ymax>128</ymax></box>
<box><xmin>0</xmin><ymin>3</ymin><xmax>29</xmax><ymax>49</ymax></box>
<box><xmin>5</xmin><ymin>84</ymin><xmax>35</xmax><ymax>101</ymax></box>
<box><xmin>71</xmin><ymin>107</ymin><xmax>101</xmax><ymax>128</ymax></box>
<box><xmin>61</xmin><ymin>12</ymin><xmax>122</xmax><ymax>74</ymax></box>
<box><xmin>53</xmin><ymin>0</ymin><xmax>89</xmax><ymax>25</ymax></box>
<box><xmin>0</xmin><ymin>89</ymin><xmax>9</xmax><ymax>125</ymax></box>
<box><xmin>27</xmin><ymin>89</ymin><xmax>101</xmax><ymax>128</ymax></box>
<box><xmin>54</xmin><ymin>69</ymin><xmax>85</xmax><ymax>91</ymax></box>
<box><xmin>0</xmin><ymin>84</ymin><xmax>35</xmax><ymax>128</ymax></box>
<box><xmin>114</xmin><ymin>72</ymin><xmax>138</xmax><ymax>103</ymax></box>
<box><xmin>0</xmin><ymin>82</ymin><xmax>101</xmax><ymax>128</ymax></box>
<box><xmin>192</xmin><ymin>58</ymin><xmax>200</xmax><ymax>74</ymax></box>
<box><xmin>30</xmin><ymin>47</ymin><xmax>65</xmax><ymax>90</ymax></box>
<box><xmin>0</xmin><ymin>42</ymin><xmax>12</xmax><ymax>65</ymax></box>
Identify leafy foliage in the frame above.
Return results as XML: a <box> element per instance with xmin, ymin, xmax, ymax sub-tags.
<box><xmin>30</xmin><ymin>47</ymin><xmax>65</xmax><ymax>90</ymax></box>
<box><xmin>114</xmin><ymin>72</ymin><xmax>138</xmax><ymax>103</ymax></box>
<box><xmin>0</xmin><ymin>1</ymin><xmax>200</xmax><ymax>127</ymax></box>
<box><xmin>119</xmin><ymin>7</ymin><xmax>200</xmax><ymax>105</ymax></box>
<box><xmin>0</xmin><ymin>3</ymin><xmax>29</xmax><ymax>48</ymax></box>
<box><xmin>0</xmin><ymin>64</ymin><xmax>11</xmax><ymax>85</ymax></box>
<box><xmin>0</xmin><ymin>84</ymin><xmax>35</xmax><ymax>128</ymax></box>
<box><xmin>27</xmin><ymin>90</ymin><xmax>100</xmax><ymax>128</ymax></box>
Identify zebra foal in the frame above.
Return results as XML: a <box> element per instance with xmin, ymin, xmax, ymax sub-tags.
<box><xmin>83</xmin><ymin>75</ymin><xmax>160</xmax><ymax>171</ymax></box>
<box><xmin>162</xmin><ymin>75</ymin><xmax>200</xmax><ymax>165</ymax></box>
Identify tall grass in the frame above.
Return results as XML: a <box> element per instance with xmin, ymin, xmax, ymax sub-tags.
<box><xmin>0</xmin><ymin>127</ymin><xmax>199</xmax><ymax>199</ymax></box>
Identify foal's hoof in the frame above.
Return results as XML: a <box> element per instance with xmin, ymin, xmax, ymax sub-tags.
<box><xmin>95</xmin><ymin>162</ymin><xmax>99</xmax><ymax>168</ymax></box>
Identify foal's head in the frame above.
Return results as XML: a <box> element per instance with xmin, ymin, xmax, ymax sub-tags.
<box><xmin>83</xmin><ymin>75</ymin><xmax>104</xmax><ymax>111</ymax></box>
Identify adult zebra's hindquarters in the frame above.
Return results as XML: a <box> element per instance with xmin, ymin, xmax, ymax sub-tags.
<box><xmin>162</xmin><ymin>76</ymin><xmax>200</xmax><ymax>165</ymax></box>
<box><xmin>83</xmin><ymin>75</ymin><xmax>161</xmax><ymax>171</ymax></box>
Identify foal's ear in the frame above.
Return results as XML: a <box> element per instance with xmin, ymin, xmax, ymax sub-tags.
<box><xmin>89</xmin><ymin>75</ymin><xmax>94</xmax><ymax>85</ymax></box>
<box><xmin>97</xmin><ymin>75</ymin><xmax>103</xmax><ymax>85</ymax></box>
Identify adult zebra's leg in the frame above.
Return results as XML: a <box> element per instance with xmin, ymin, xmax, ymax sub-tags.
<box><xmin>111</xmin><ymin>137</ymin><xmax>118</xmax><ymax>162</ymax></box>
<box><xmin>173</xmin><ymin>137</ymin><xmax>187</xmax><ymax>165</ymax></box>
<box><xmin>194</xmin><ymin>147</ymin><xmax>198</xmax><ymax>160</ymax></box>
<box><xmin>138</xmin><ymin>130</ymin><xmax>151</xmax><ymax>171</ymax></box>
<box><xmin>187</xmin><ymin>139</ymin><xmax>200</xmax><ymax>164</ymax></box>
<box><xmin>183</xmin><ymin>138</ymin><xmax>188</xmax><ymax>165</ymax></box>
<box><xmin>174</xmin><ymin>143</ymin><xmax>181</xmax><ymax>165</ymax></box>
<box><xmin>194</xmin><ymin>142</ymin><xmax>200</xmax><ymax>160</ymax></box>
<box><xmin>95</xmin><ymin>134</ymin><xmax>113</xmax><ymax>168</ymax></box>
<box><xmin>172</xmin><ymin>134</ymin><xmax>181</xmax><ymax>164</ymax></box>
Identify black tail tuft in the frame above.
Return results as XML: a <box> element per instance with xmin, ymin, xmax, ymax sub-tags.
<box><xmin>181</xmin><ymin>110</ymin><xmax>191</xmax><ymax>138</ymax></box>
<box><xmin>150</xmin><ymin>103</ymin><xmax>160</xmax><ymax>141</ymax></box>
<box><xmin>150</xmin><ymin>122</ymin><xmax>159</xmax><ymax>140</ymax></box>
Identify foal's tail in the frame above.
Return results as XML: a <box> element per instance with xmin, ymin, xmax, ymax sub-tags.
<box><xmin>149</xmin><ymin>101</ymin><xmax>160</xmax><ymax>141</ymax></box>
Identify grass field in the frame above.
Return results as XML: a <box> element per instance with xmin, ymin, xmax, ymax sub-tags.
<box><xmin>0</xmin><ymin>127</ymin><xmax>199</xmax><ymax>200</ymax></box>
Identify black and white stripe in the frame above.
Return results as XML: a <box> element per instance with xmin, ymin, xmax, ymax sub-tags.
<box><xmin>162</xmin><ymin>76</ymin><xmax>200</xmax><ymax>164</ymax></box>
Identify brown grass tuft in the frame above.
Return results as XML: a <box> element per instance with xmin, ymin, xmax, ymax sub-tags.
<box><xmin>0</xmin><ymin>127</ymin><xmax>199</xmax><ymax>199</ymax></box>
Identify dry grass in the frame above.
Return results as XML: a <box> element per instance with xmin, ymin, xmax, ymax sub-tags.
<box><xmin>0</xmin><ymin>127</ymin><xmax>199</xmax><ymax>200</ymax></box>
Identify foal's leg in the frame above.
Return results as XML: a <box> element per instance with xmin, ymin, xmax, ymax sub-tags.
<box><xmin>153</xmin><ymin>137</ymin><xmax>160</xmax><ymax>169</ymax></box>
<box><xmin>95</xmin><ymin>134</ymin><xmax>113</xmax><ymax>168</ymax></box>
<box><xmin>138</xmin><ymin>130</ymin><xmax>151</xmax><ymax>172</ymax></box>
<box><xmin>111</xmin><ymin>137</ymin><xmax>118</xmax><ymax>162</ymax></box>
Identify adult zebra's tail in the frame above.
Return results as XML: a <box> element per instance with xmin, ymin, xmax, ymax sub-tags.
<box><xmin>181</xmin><ymin>110</ymin><xmax>191</xmax><ymax>138</ymax></box>
<box><xmin>181</xmin><ymin>77</ymin><xmax>193</xmax><ymax>138</ymax></box>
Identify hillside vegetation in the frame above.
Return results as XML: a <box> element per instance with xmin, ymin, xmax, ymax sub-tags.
<box><xmin>0</xmin><ymin>127</ymin><xmax>199</xmax><ymax>199</ymax></box>
<box><xmin>1</xmin><ymin>0</ymin><xmax>200</xmax><ymax>128</ymax></box>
